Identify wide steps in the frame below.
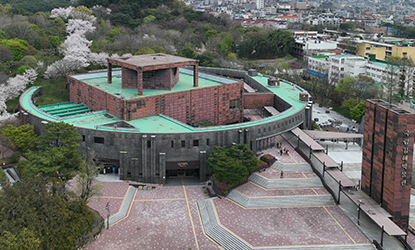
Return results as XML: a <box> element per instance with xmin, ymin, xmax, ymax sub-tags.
<box><xmin>249</xmin><ymin>173</ymin><xmax>323</xmax><ymax>189</ymax></box>
<box><xmin>258</xmin><ymin>244</ymin><xmax>375</xmax><ymax>250</ymax></box>
<box><xmin>266</xmin><ymin>178</ymin><xmax>323</xmax><ymax>189</ymax></box>
<box><xmin>271</xmin><ymin>162</ymin><xmax>312</xmax><ymax>172</ymax></box>
<box><xmin>228</xmin><ymin>190</ymin><xmax>335</xmax><ymax>208</ymax></box>
<box><xmin>198</xmin><ymin>199</ymin><xmax>251</xmax><ymax>250</ymax></box>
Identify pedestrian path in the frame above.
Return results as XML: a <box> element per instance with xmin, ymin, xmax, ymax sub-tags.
<box><xmin>197</xmin><ymin>162</ymin><xmax>376</xmax><ymax>250</ymax></box>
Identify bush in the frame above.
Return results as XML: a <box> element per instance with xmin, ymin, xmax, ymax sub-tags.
<box><xmin>9</xmin><ymin>151</ymin><xmax>21</xmax><ymax>164</ymax></box>
<box><xmin>212</xmin><ymin>174</ymin><xmax>246</xmax><ymax>193</ymax></box>
<box><xmin>260</xmin><ymin>154</ymin><xmax>275</xmax><ymax>165</ymax></box>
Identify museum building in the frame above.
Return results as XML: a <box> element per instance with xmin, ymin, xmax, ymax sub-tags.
<box><xmin>20</xmin><ymin>54</ymin><xmax>312</xmax><ymax>184</ymax></box>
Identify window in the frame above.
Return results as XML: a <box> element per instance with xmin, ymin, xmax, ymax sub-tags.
<box><xmin>193</xmin><ymin>140</ymin><xmax>199</xmax><ymax>147</ymax></box>
<box><xmin>229</xmin><ymin>99</ymin><xmax>240</xmax><ymax>110</ymax></box>
<box><xmin>94</xmin><ymin>137</ymin><xmax>104</xmax><ymax>144</ymax></box>
<box><xmin>171</xmin><ymin>140</ymin><xmax>174</xmax><ymax>148</ymax></box>
<box><xmin>206</xmin><ymin>139</ymin><xmax>210</xmax><ymax>146</ymax></box>
<box><xmin>403</xmin><ymin>52</ymin><xmax>408</xmax><ymax>56</ymax></box>
<box><xmin>82</xmin><ymin>135</ymin><xmax>85</xmax><ymax>141</ymax></box>
<box><xmin>366</xmin><ymin>47</ymin><xmax>370</xmax><ymax>50</ymax></box>
<box><xmin>147</xmin><ymin>140</ymin><xmax>151</xmax><ymax>148</ymax></box>
<box><xmin>181</xmin><ymin>140</ymin><xmax>186</xmax><ymax>147</ymax></box>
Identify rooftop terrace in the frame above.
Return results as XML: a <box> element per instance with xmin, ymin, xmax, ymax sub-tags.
<box><xmin>21</xmin><ymin>70</ymin><xmax>307</xmax><ymax>134</ymax></box>
<box><xmin>72</xmin><ymin>68</ymin><xmax>236</xmax><ymax>100</ymax></box>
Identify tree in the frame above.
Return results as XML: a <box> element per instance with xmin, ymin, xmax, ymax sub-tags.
<box><xmin>26</xmin><ymin>121</ymin><xmax>82</xmax><ymax>181</ymax></box>
<box><xmin>0</xmin><ymin>176</ymin><xmax>95</xmax><ymax>250</ymax></box>
<box><xmin>350</xmin><ymin>101</ymin><xmax>366</xmax><ymax>122</ymax></box>
<box><xmin>238</xmin><ymin>30</ymin><xmax>294</xmax><ymax>59</ymax></box>
<box><xmin>1</xmin><ymin>124</ymin><xmax>37</xmax><ymax>154</ymax></box>
<box><xmin>76</xmin><ymin>149</ymin><xmax>103</xmax><ymax>202</ymax></box>
<box><xmin>0</xmin><ymin>229</ymin><xmax>41</xmax><ymax>250</ymax></box>
<box><xmin>0</xmin><ymin>45</ymin><xmax>14</xmax><ymax>61</ymax></box>
<box><xmin>207</xmin><ymin>144</ymin><xmax>256</xmax><ymax>183</ymax></box>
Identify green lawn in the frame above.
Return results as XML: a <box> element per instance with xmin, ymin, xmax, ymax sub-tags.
<box><xmin>7</xmin><ymin>77</ymin><xmax>68</xmax><ymax>110</ymax></box>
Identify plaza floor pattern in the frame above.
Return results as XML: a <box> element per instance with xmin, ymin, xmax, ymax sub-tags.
<box><xmin>85</xmin><ymin>135</ymin><xmax>373</xmax><ymax>249</ymax></box>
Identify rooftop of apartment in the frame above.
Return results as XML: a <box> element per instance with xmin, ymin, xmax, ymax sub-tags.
<box><xmin>21</xmin><ymin>70</ymin><xmax>307</xmax><ymax>134</ymax></box>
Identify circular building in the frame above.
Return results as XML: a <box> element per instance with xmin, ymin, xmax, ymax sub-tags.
<box><xmin>20</xmin><ymin>54</ymin><xmax>312</xmax><ymax>184</ymax></box>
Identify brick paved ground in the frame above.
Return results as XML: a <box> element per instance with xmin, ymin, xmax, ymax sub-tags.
<box><xmin>214</xmin><ymin>198</ymin><xmax>370</xmax><ymax>247</ymax></box>
<box><xmin>85</xmin><ymin>183</ymin><xmax>219</xmax><ymax>250</ymax></box>
<box><xmin>260</xmin><ymin>135</ymin><xmax>308</xmax><ymax>164</ymax></box>
<box><xmin>83</xmin><ymin>134</ymin><xmax>371</xmax><ymax>249</ymax></box>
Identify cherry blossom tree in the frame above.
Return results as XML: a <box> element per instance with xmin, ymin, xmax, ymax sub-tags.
<box><xmin>46</xmin><ymin>6</ymin><xmax>109</xmax><ymax>78</ymax></box>
<box><xmin>0</xmin><ymin>65</ymin><xmax>40</xmax><ymax>122</ymax></box>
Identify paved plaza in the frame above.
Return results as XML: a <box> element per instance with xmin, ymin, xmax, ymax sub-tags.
<box><xmin>84</xmin><ymin>135</ymin><xmax>381</xmax><ymax>250</ymax></box>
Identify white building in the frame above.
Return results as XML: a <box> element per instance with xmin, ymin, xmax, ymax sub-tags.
<box><xmin>256</xmin><ymin>0</ymin><xmax>264</xmax><ymax>9</ymax></box>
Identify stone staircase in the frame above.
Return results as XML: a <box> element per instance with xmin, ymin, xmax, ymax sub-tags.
<box><xmin>228</xmin><ymin>190</ymin><xmax>334</xmax><ymax>208</ymax></box>
<box><xmin>197</xmin><ymin>199</ymin><xmax>251</xmax><ymax>250</ymax></box>
<box><xmin>271</xmin><ymin>162</ymin><xmax>312</xmax><ymax>172</ymax></box>
<box><xmin>248</xmin><ymin>173</ymin><xmax>323</xmax><ymax>189</ymax></box>
<box><xmin>105</xmin><ymin>186</ymin><xmax>136</xmax><ymax>225</ymax></box>
<box><xmin>198</xmin><ymin>160</ymin><xmax>376</xmax><ymax>250</ymax></box>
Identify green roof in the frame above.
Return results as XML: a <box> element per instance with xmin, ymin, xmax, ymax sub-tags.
<box><xmin>73</xmin><ymin>68</ymin><xmax>236</xmax><ymax>100</ymax></box>
<box><xmin>312</xmin><ymin>56</ymin><xmax>329</xmax><ymax>59</ymax></box>
<box><xmin>20</xmin><ymin>71</ymin><xmax>307</xmax><ymax>134</ymax></box>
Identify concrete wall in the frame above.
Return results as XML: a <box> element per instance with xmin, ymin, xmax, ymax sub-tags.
<box><xmin>22</xmin><ymin>86</ymin><xmax>306</xmax><ymax>184</ymax></box>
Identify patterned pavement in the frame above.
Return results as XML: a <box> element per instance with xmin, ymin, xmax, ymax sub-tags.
<box><xmin>84</xmin><ymin>135</ymin><xmax>372</xmax><ymax>249</ymax></box>
<box><xmin>85</xmin><ymin>181</ymin><xmax>219</xmax><ymax>250</ymax></box>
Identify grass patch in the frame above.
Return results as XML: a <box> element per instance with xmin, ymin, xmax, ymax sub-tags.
<box><xmin>283</xmin><ymin>54</ymin><xmax>294</xmax><ymax>60</ymax></box>
<box><xmin>6</xmin><ymin>77</ymin><xmax>68</xmax><ymax>110</ymax></box>
<box><xmin>332</xmin><ymin>106</ymin><xmax>351</xmax><ymax>119</ymax></box>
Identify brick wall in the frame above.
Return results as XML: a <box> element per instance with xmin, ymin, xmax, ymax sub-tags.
<box><xmin>124</xmin><ymin>81</ymin><xmax>244</xmax><ymax>125</ymax></box>
<box><xmin>362</xmin><ymin>100</ymin><xmax>415</xmax><ymax>229</ymax></box>
<box><xmin>143</xmin><ymin>68</ymin><xmax>179</xmax><ymax>90</ymax></box>
<box><xmin>244</xmin><ymin>93</ymin><xmax>274</xmax><ymax>109</ymax></box>
<box><xmin>122</xmin><ymin>68</ymin><xmax>138</xmax><ymax>89</ymax></box>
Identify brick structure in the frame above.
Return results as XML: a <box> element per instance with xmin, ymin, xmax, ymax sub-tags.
<box><xmin>107</xmin><ymin>54</ymin><xmax>198</xmax><ymax>94</ymax></box>
<box><xmin>362</xmin><ymin>99</ymin><xmax>415</xmax><ymax>230</ymax></box>
<box><xmin>68</xmin><ymin>54</ymin><xmax>244</xmax><ymax>125</ymax></box>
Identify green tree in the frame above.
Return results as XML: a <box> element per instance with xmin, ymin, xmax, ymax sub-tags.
<box><xmin>0</xmin><ymin>229</ymin><xmax>41</xmax><ymax>250</ymax></box>
<box><xmin>205</xmin><ymin>29</ymin><xmax>217</xmax><ymax>40</ymax></box>
<box><xmin>135</xmin><ymin>47</ymin><xmax>155</xmax><ymax>55</ymax></box>
<box><xmin>350</xmin><ymin>101</ymin><xmax>366</xmax><ymax>122</ymax></box>
<box><xmin>76</xmin><ymin>150</ymin><xmax>103</xmax><ymax>202</ymax></box>
<box><xmin>143</xmin><ymin>15</ymin><xmax>156</xmax><ymax>23</ymax></box>
<box><xmin>207</xmin><ymin>144</ymin><xmax>256</xmax><ymax>182</ymax></box>
<box><xmin>0</xmin><ymin>176</ymin><xmax>95</xmax><ymax>250</ymax></box>
<box><xmin>219</xmin><ymin>35</ymin><xmax>234</xmax><ymax>55</ymax></box>
<box><xmin>26</xmin><ymin>121</ymin><xmax>82</xmax><ymax>181</ymax></box>
<box><xmin>341</xmin><ymin>98</ymin><xmax>357</xmax><ymax>111</ymax></box>
<box><xmin>1</xmin><ymin>124</ymin><xmax>37</xmax><ymax>154</ymax></box>
<box><xmin>16</xmin><ymin>65</ymin><xmax>32</xmax><ymax>75</ymax></box>
<box><xmin>238</xmin><ymin>30</ymin><xmax>294</xmax><ymax>59</ymax></box>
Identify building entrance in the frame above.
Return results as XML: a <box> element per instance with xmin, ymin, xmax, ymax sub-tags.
<box><xmin>166</xmin><ymin>169</ymin><xmax>199</xmax><ymax>178</ymax></box>
<box><xmin>165</xmin><ymin>160</ymin><xmax>200</xmax><ymax>178</ymax></box>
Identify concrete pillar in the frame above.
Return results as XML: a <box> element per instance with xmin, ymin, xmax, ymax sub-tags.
<box><xmin>238</xmin><ymin>129</ymin><xmax>244</xmax><ymax>144</ymax></box>
<box><xmin>159</xmin><ymin>153</ymin><xmax>166</xmax><ymax>184</ymax></box>
<box><xmin>142</xmin><ymin>135</ymin><xmax>148</xmax><ymax>182</ymax></box>
<box><xmin>200</xmin><ymin>151</ymin><xmax>207</xmax><ymax>182</ymax></box>
<box><xmin>151</xmin><ymin>135</ymin><xmax>156</xmax><ymax>183</ymax></box>
<box><xmin>193</xmin><ymin>64</ymin><xmax>198</xmax><ymax>87</ymax></box>
<box><xmin>107</xmin><ymin>62</ymin><xmax>112</xmax><ymax>83</ymax></box>
<box><xmin>119</xmin><ymin>151</ymin><xmax>127</xmax><ymax>180</ymax></box>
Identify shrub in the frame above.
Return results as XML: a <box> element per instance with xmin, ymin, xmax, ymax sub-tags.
<box><xmin>9</xmin><ymin>151</ymin><xmax>21</xmax><ymax>164</ymax></box>
<box><xmin>260</xmin><ymin>154</ymin><xmax>275</xmax><ymax>165</ymax></box>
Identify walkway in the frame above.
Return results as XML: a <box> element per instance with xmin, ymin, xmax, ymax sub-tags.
<box><xmin>198</xmin><ymin>161</ymin><xmax>375</xmax><ymax>250</ymax></box>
